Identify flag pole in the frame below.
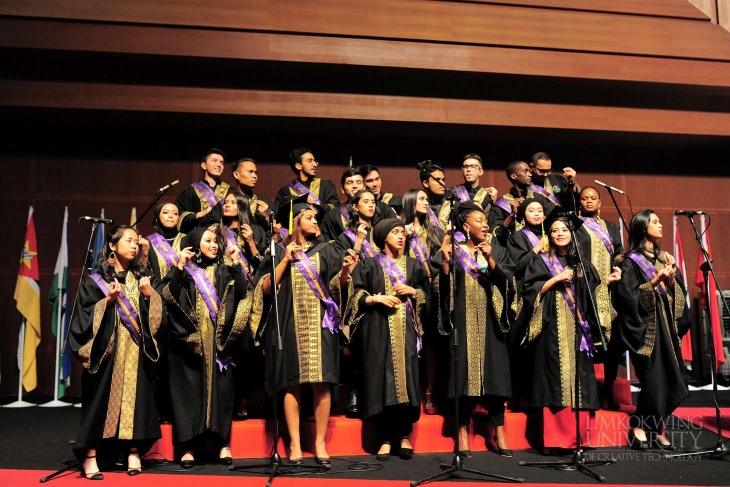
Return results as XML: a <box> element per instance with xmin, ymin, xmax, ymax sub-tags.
<box><xmin>40</xmin><ymin>288</ymin><xmax>71</xmax><ymax>407</ymax></box>
<box><xmin>4</xmin><ymin>319</ymin><xmax>35</xmax><ymax>408</ymax></box>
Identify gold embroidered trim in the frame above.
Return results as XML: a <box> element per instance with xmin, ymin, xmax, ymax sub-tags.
<box><xmin>78</xmin><ymin>298</ymin><xmax>112</xmax><ymax>372</ymax></box>
<box><xmin>672</xmin><ymin>280</ymin><xmax>686</xmax><ymax>339</ymax></box>
<box><xmin>384</xmin><ymin>256</ymin><xmax>409</xmax><ymax>404</ymax></box>
<box><xmin>249</xmin><ymin>276</ymin><xmax>267</xmax><ymax>344</ymax></box>
<box><xmin>197</xmin><ymin>265</ymin><xmax>218</xmax><ymax>428</ymax></box>
<box><xmin>144</xmin><ymin>290</ymin><xmax>162</xmax><ymax>362</ymax></box>
<box><xmin>178</xmin><ymin>211</ymin><xmax>194</xmax><ymax>230</ymax></box>
<box><xmin>413</xmin><ymin>288</ymin><xmax>426</xmax><ymax>337</ymax></box>
<box><xmin>522</xmin><ymin>295</ymin><xmax>544</xmax><ymax>346</ymax></box>
<box><xmin>636</xmin><ymin>281</ymin><xmax>657</xmax><ymax>357</ymax></box>
<box><xmin>464</xmin><ymin>267</ymin><xmax>488</xmax><ymax>396</ymax></box>
<box><xmin>586</xmin><ymin>220</ymin><xmax>613</xmax><ymax>342</ymax></box>
<box><xmin>292</xmin><ymin>253</ymin><xmax>324</xmax><ymax>384</ymax></box>
<box><xmin>437</xmin><ymin>200</ymin><xmax>452</xmax><ymax>230</ymax></box>
<box><xmin>382</xmin><ymin>193</ymin><xmax>393</xmax><ymax>204</ymax></box>
<box><xmin>154</xmin><ymin>233</ymin><xmax>185</xmax><ymax>279</ymax></box>
<box><xmin>555</xmin><ymin>291</ymin><xmax>575</xmax><ymax>407</ymax></box>
<box><xmin>345</xmin><ymin>288</ymin><xmax>369</xmax><ymax>342</ymax></box>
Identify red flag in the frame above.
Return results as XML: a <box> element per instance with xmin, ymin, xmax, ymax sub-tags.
<box><xmin>674</xmin><ymin>219</ymin><xmax>692</xmax><ymax>362</ymax></box>
<box><xmin>694</xmin><ymin>218</ymin><xmax>725</xmax><ymax>370</ymax></box>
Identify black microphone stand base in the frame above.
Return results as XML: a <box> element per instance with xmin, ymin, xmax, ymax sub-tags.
<box><xmin>229</xmin><ymin>452</ymin><xmax>327</xmax><ymax>487</ymax></box>
<box><xmin>519</xmin><ymin>449</ymin><xmax>615</xmax><ymax>483</ymax></box>
<box><xmin>664</xmin><ymin>438</ymin><xmax>730</xmax><ymax>461</ymax></box>
<box><xmin>410</xmin><ymin>453</ymin><xmax>524</xmax><ymax>486</ymax></box>
<box><xmin>40</xmin><ymin>459</ymin><xmax>81</xmax><ymax>483</ymax></box>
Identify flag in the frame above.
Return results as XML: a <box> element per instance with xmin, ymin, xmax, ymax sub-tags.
<box><xmin>91</xmin><ymin>209</ymin><xmax>105</xmax><ymax>272</ymax></box>
<box><xmin>14</xmin><ymin>207</ymin><xmax>41</xmax><ymax>392</ymax></box>
<box><xmin>674</xmin><ymin>216</ymin><xmax>692</xmax><ymax>362</ymax></box>
<box><xmin>694</xmin><ymin>215</ymin><xmax>725</xmax><ymax>370</ymax></box>
<box><xmin>49</xmin><ymin>207</ymin><xmax>71</xmax><ymax>397</ymax></box>
<box><xmin>130</xmin><ymin>207</ymin><xmax>137</xmax><ymax>228</ymax></box>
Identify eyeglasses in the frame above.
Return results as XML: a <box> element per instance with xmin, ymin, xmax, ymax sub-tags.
<box><xmin>532</xmin><ymin>167</ymin><xmax>552</xmax><ymax>176</ymax></box>
<box><xmin>462</xmin><ymin>163</ymin><xmax>482</xmax><ymax>171</ymax></box>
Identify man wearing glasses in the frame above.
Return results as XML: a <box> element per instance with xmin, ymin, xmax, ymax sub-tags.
<box><xmin>274</xmin><ymin>147</ymin><xmax>340</xmax><ymax>214</ymax></box>
<box><xmin>451</xmin><ymin>153</ymin><xmax>498</xmax><ymax>213</ymax></box>
<box><xmin>528</xmin><ymin>151</ymin><xmax>580</xmax><ymax>211</ymax></box>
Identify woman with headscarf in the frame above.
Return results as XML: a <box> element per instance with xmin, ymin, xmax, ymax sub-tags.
<box><xmin>614</xmin><ymin>209</ymin><xmax>690</xmax><ymax>450</ymax></box>
<box><xmin>438</xmin><ymin>202</ymin><xmax>515</xmax><ymax>457</ymax></box>
<box><xmin>69</xmin><ymin>225</ymin><xmax>164</xmax><ymax>478</ymax></box>
<box><xmin>345</xmin><ymin>218</ymin><xmax>430</xmax><ymax>461</ymax></box>
<box><xmin>163</xmin><ymin>224</ymin><xmax>252</xmax><ymax>467</ymax></box>
<box><xmin>520</xmin><ymin>212</ymin><xmax>621</xmax><ymax>451</ymax></box>
<box><xmin>251</xmin><ymin>195</ymin><xmax>356</xmax><ymax>465</ymax></box>
<box><xmin>142</xmin><ymin>202</ymin><xmax>185</xmax><ymax>282</ymax></box>
<box><xmin>400</xmin><ymin>188</ymin><xmax>444</xmax><ymax>415</ymax></box>
<box><xmin>575</xmin><ymin>186</ymin><xmax>624</xmax><ymax>410</ymax></box>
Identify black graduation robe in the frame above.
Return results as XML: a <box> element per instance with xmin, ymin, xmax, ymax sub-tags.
<box><xmin>273</xmin><ymin>177</ymin><xmax>340</xmax><ymax>214</ymax></box>
<box><xmin>322</xmin><ymin>202</ymin><xmax>395</xmax><ymax>241</ymax></box>
<box><xmin>162</xmin><ymin>262</ymin><xmax>252</xmax><ymax>445</ymax></box>
<box><xmin>439</xmin><ymin>241</ymin><xmax>515</xmax><ymax>400</ymax></box>
<box><xmin>452</xmin><ymin>184</ymin><xmax>493</xmax><ymax>215</ymax></box>
<box><xmin>147</xmin><ymin>232</ymin><xmax>185</xmax><ymax>282</ymax></box>
<box><xmin>378</xmin><ymin>192</ymin><xmax>403</xmax><ymax>215</ymax></box>
<box><xmin>69</xmin><ymin>270</ymin><xmax>164</xmax><ymax>455</ymax></box>
<box><xmin>175</xmin><ymin>179</ymin><xmax>233</xmax><ymax>234</ymax></box>
<box><xmin>238</xmin><ymin>187</ymin><xmax>275</xmax><ymax>230</ymax></box>
<box><xmin>614</xmin><ymin>252</ymin><xmax>690</xmax><ymax>421</ymax></box>
<box><xmin>251</xmin><ymin>239</ymin><xmax>344</xmax><ymax>395</ymax></box>
<box><xmin>488</xmin><ymin>187</ymin><xmax>555</xmax><ymax>245</ymax></box>
<box><xmin>520</xmin><ymin>253</ymin><xmax>601</xmax><ymax>410</ymax></box>
<box><xmin>345</xmin><ymin>255</ymin><xmax>429</xmax><ymax>420</ymax></box>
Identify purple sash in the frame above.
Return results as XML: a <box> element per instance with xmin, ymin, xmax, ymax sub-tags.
<box><xmin>375</xmin><ymin>253</ymin><xmax>422</xmax><ymax>352</ymax></box>
<box><xmin>453</xmin><ymin>185</ymin><xmax>470</xmax><ymax>202</ymax></box>
<box><xmin>184</xmin><ymin>262</ymin><xmax>221</xmax><ymax>324</ymax></box>
<box><xmin>91</xmin><ymin>274</ymin><xmax>143</xmax><ymax>346</ymax></box>
<box><xmin>580</xmin><ymin>217</ymin><xmax>615</xmax><ymax>255</ymax></box>
<box><xmin>147</xmin><ymin>233</ymin><xmax>179</xmax><ymax>269</ymax></box>
<box><xmin>343</xmin><ymin>230</ymin><xmax>377</xmax><ymax>258</ymax></box>
<box><xmin>293</xmin><ymin>250</ymin><xmax>340</xmax><ymax>334</ymax></box>
<box><xmin>521</xmin><ymin>231</ymin><xmax>595</xmax><ymax>356</ymax></box>
<box><xmin>494</xmin><ymin>197</ymin><xmax>512</xmax><ymax>214</ymax></box>
<box><xmin>192</xmin><ymin>180</ymin><xmax>224</xmax><ymax>207</ymax></box>
<box><xmin>453</xmin><ymin>244</ymin><xmax>488</xmax><ymax>281</ymax></box>
<box><xmin>427</xmin><ymin>208</ymin><xmax>444</xmax><ymax>230</ymax></box>
<box><xmin>223</xmin><ymin>227</ymin><xmax>252</xmax><ymax>280</ymax></box>
<box><xmin>290</xmin><ymin>179</ymin><xmax>321</xmax><ymax>205</ymax></box>
<box><xmin>627</xmin><ymin>252</ymin><xmax>667</xmax><ymax>296</ymax></box>
<box><xmin>409</xmin><ymin>234</ymin><xmax>432</xmax><ymax>280</ymax></box>
<box><xmin>528</xmin><ymin>183</ymin><xmax>560</xmax><ymax>206</ymax></box>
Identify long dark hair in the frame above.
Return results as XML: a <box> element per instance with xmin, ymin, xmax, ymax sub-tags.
<box><xmin>226</xmin><ymin>192</ymin><xmax>252</xmax><ymax>229</ymax></box>
<box><xmin>346</xmin><ymin>189</ymin><xmax>380</xmax><ymax>231</ymax></box>
<box><xmin>627</xmin><ymin>208</ymin><xmax>662</xmax><ymax>260</ymax></box>
<box><xmin>401</xmin><ymin>188</ymin><xmax>444</xmax><ymax>250</ymax></box>
<box><xmin>547</xmin><ymin>217</ymin><xmax>579</xmax><ymax>267</ymax></box>
<box><xmin>95</xmin><ymin>225</ymin><xmax>149</xmax><ymax>282</ymax></box>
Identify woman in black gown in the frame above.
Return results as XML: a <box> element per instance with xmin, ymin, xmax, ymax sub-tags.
<box><xmin>346</xmin><ymin>218</ymin><xmax>430</xmax><ymax>461</ymax></box>
<box><xmin>142</xmin><ymin>202</ymin><xmax>185</xmax><ymax>282</ymax></box>
<box><xmin>614</xmin><ymin>209</ymin><xmax>690</xmax><ymax>450</ymax></box>
<box><xmin>69</xmin><ymin>225</ymin><xmax>164</xmax><ymax>478</ymax></box>
<box><xmin>438</xmin><ymin>202</ymin><xmax>515</xmax><ymax>457</ymax></box>
<box><xmin>163</xmin><ymin>225</ymin><xmax>252</xmax><ymax>467</ymax></box>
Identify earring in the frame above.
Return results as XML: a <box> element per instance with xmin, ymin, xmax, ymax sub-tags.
<box><xmin>466</xmin><ymin>229</ymin><xmax>470</xmax><ymax>241</ymax></box>
<box><xmin>194</xmin><ymin>250</ymin><xmax>202</xmax><ymax>262</ymax></box>
<box><xmin>107</xmin><ymin>251</ymin><xmax>116</xmax><ymax>264</ymax></box>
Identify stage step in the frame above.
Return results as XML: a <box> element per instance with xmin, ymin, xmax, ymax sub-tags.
<box><xmin>147</xmin><ymin>375</ymin><xmax>633</xmax><ymax>461</ymax></box>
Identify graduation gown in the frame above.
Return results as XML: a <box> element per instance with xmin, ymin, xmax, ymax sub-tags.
<box><xmin>440</xmin><ymin>241</ymin><xmax>514</xmax><ymax>400</ymax></box>
<box><xmin>452</xmin><ymin>184</ymin><xmax>493</xmax><ymax>214</ymax></box>
<box><xmin>251</xmin><ymin>240</ymin><xmax>343</xmax><ymax>395</ymax></box>
<box><xmin>322</xmin><ymin>202</ymin><xmax>395</xmax><ymax>241</ymax></box>
<box><xmin>520</xmin><ymin>254</ymin><xmax>601</xmax><ymax>410</ymax></box>
<box><xmin>175</xmin><ymin>179</ymin><xmax>233</xmax><ymax>234</ymax></box>
<box><xmin>345</xmin><ymin>255</ymin><xmax>429</xmax><ymax>420</ymax></box>
<box><xmin>378</xmin><ymin>192</ymin><xmax>402</xmax><ymax>215</ymax></box>
<box><xmin>223</xmin><ymin>223</ymin><xmax>267</xmax><ymax>274</ymax></box>
<box><xmin>69</xmin><ymin>270</ymin><xmax>164</xmax><ymax>454</ymax></box>
<box><xmin>614</xmin><ymin>252</ymin><xmax>690</xmax><ymax>422</ymax></box>
<box><xmin>162</xmin><ymin>262</ymin><xmax>252</xmax><ymax>444</ymax></box>
<box><xmin>273</xmin><ymin>177</ymin><xmax>340</xmax><ymax>214</ymax></box>
<box><xmin>147</xmin><ymin>232</ymin><xmax>185</xmax><ymax>282</ymax></box>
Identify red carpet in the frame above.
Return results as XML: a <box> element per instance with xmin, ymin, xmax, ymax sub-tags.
<box><xmin>0</xmin><ymin>469</ymin><xmax>713</xmax><ymax>487</ymax></box>
<box><xmin>672</xmin><ymin>407</ymin><xmax>730</xmax><ymax>437</ymax></box>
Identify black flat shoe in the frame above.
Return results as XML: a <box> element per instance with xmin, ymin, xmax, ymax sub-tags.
<box><xmin>314</xmin><ymin>456</ymin><xmax>331</xmax><ymax>466</ymax></box>
<box><xmin>376</xmin><ymin>452</ymin><xmax>391</xmax><ymax>461</ymax></box>
<box><xmin>494</xmin><ymin>435</ymin><xmax>513</xmax><ymax>458</ymax></box>
<box><xmin>82</xmin><ymin>455</ymin><xmax>104</xmax><ymax>481</ymax></box>
<box><xmin>288</xmin><ymin>457</ymin><xmax>303</xmax><ymax>465</ymax></box>
<box><xmin>399</xmin><ymin>447</ymin><xmax>413</xmax><ymax>460</ymax></box>
<box><xmin>181</xmin><ymin>459</ymin><xmax>195</xmax><ymax>469</ymax></box>
<box><xmin>127</xmin><ymin>468</ymin><xmax>142</xmax><ymax>476</ymax></box>
<box><xmin>457</xmin><ymin>450</ymin><xmax>472</xmax><ymax>459</ymax></box>
<box><xmin>218</xmin><ymin>457</ymin><xmax>233</xmax><ymax>465</ymax></box>
<box><xmin>628</xmin><ymin>430</ymin><xmax>649</xmax><ymax>451</ymax></box>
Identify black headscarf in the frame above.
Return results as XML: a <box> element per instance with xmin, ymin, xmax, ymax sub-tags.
<box><xmin>516</xmin><ymin>198</ymin><xmax>545</xmax><ymax>236</ymax></box>
<box><xmin>153</xmin><ymin>202</ymin><xmax>180</xmax><ymax>239</ymax></box>
<box><xmin>373</xmin><ymin>218</ymin><xmax>405</xmax><ymax>250</ymax></box>
<box><xmin>184</xmin><ymin>225</ymin><xmax>220</xmax><ymax>266</ymax></box>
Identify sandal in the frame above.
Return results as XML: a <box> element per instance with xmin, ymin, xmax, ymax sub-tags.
<box><xmin>82</xmin><ymin>455</ymin><xmax>103</xmax><ymax>481</ymax></box>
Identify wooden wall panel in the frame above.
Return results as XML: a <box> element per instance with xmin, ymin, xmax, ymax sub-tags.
<box><xmin>2</xmin><ymin>80</ymin><xmax>730</xmax><ymax>137</ymax></box>
<box><xmin>451</xmin><ymin>0</ymin><xmax>708</xmax><ymax>19</ymax></box>
<box><xmin>1</xmin><ymin>0</ymin><xmax>729</xmax><ymax>61</ymax></box>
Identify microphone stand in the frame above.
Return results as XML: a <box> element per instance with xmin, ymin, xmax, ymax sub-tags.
<box><xmin>665</xmin><ymin>213</ymin><xmax>730</xmax><ymax>461</ymax></box>
<box><xmin>411</xmin><ymin>190</ymin><xmax>522</xmax><ymax>486</ymax></box>
<box><xmin>132</xmin><ymin>185</ymin><xmax>175</xmax><ymax>227</ymax></box>
<box><xmin>229</xmin><ymin>216</ymin><xmax>326</xmax><ymax>485</ymax></box>
<box><xmin>519</xmin><ymin>217</ymin><xmax>615</xmax><ymax>482</ymax></box>
<box><xmin>603</xmin><ymin>188</ymin><xmax>628</xmax><ymax>239</ymax></box>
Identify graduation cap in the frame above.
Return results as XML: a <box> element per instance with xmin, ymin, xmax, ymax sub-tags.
<box><xmin>543</xmin><ymin>206</ymin><xmax>584</xmax><ymax>232</ymax></box>
<box><xmin>275</xmin><ymin>194</ymin><xmax>321</xmax><ymax>232</ymax></box>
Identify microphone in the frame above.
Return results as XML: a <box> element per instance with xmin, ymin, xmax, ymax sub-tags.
<box><xmin>675</xmin><ymin>210</ymin><xmax>707</xmax><ymax>216</ymax></box>
<box><xmin>80</xmin><ymin>216</ymin><xmax>113</xmax><ymax>224</ymax></box>
<box><xmin>158</xmin><ymin>180</ymin><xmax>180</xmax><ymax>193</ymax></box>
<box><xmin>594</xmin><ymin>180</ymin><xmax>626</xmax><ymax>195</ymax></box>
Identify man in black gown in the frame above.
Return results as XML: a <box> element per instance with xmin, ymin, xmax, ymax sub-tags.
<box><xmin>528</xmin><ymin>151</ymin><xmax>580</xmax><ymax>211</ymax></box>
<box><xmin>273</xmin><ymin>147</ymin><xmax>339</xmax><ymax>213</ymax></box>
<box><xmin>232</xmin><ymin>157</ymin><xmax>274</xmax><ymax>228</ymax></box>
<box><xmin>359</xmin><ymin>164</ymin><xmax>403</xmax><ymax>215</ymax></box>
<box><xmin>451</xmin><ymin>153</ymin><xmax>497</xmax><ymax>213</ymax></box>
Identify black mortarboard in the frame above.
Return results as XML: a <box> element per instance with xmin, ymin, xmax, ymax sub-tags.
<box><xmin>543</xmin><ymin>206</ymin><xmax>584</xmax><ymax>232</ymax></box>
<box><xmin>275</xmin><ymin>194</ymin><xmax>318</xmax><ymax>232</ymax></box>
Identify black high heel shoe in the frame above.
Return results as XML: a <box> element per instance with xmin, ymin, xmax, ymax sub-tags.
<box><xmin>650</xmin><ymin>434</ymin><xmax>677</xmax><ymax>451</ymax></box>
<box><xmin>628</xmin><ymin>429</ymin><xmax>649</xmax><ymax>451</ymax></box>
<box><xmin>493</xmin><ymin>435</ymin><xmax>513</xmax><ymax>458</ymax></box>
<box><xmin>127</xmin><ymin>448</ymin><xmax>142</xmax><ymax>476</ymax></box>
<box><xmin>81</xmin><ymin>455</ymin><xmax>104</xmax><ymax>481</ymax></box>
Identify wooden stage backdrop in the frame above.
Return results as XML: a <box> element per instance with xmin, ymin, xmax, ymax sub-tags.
<box><xmin>0</xmin><ymin>0</ymin><xmax>729</xmax><ymax>398</ymax></box>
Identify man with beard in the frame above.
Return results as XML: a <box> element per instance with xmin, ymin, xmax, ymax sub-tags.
<box><xmin>273</xmin><ymin>147</ymin><xmax>339</xmax><ymax>214</ymax></box>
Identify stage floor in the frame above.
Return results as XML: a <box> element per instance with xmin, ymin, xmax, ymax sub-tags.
<box><xmin>2</xmin><ymin>391</ymin><xmax>728</xmax><ymax>486</ymax></box>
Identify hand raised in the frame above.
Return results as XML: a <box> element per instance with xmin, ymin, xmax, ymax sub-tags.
<box><xmin>139</xmin><ymin>276</ymin><xmax>153</xmax><ymax>298</ymax></box>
